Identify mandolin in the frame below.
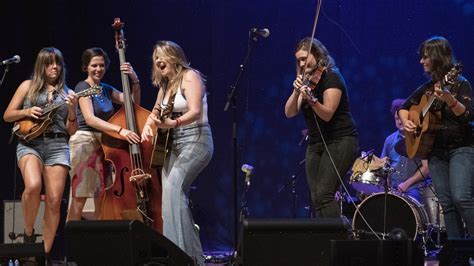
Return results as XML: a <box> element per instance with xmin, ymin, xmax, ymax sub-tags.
<box><xmin>404</xmin><ymin>64</ymin><xmax>463</xmax><ymax>159</ymax></box>
<box><xmin>12</xmin><ymin>85</ymin><xmax>102</xmax><ymax>142</ymax></box>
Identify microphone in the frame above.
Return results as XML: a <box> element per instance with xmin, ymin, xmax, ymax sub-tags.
<box><xmin>250</xmin><ymin>28</ymin><xmax>270</xmax><ymax>38</ymax></box>
<box><xmin>241</xmin><ymin>164</ymin><xmax>254</xmax><ymax>185</ymax></box>
<box><xmin>0</xmin><ymin>55</ymin><xmax>21</xmax><ymax>66</ymax></box>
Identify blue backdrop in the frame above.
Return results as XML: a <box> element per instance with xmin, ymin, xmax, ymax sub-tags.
<box><xmin>0</xmin><ymin>0</ymin><xmax>472</xmax><ymax>253</ymax></box>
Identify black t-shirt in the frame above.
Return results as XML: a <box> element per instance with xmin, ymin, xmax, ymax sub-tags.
<box><xmin>400</xmin><ymin>76</ymin><xmax>473</xmax><ymax>149</ymax></box>
<box><xmin>75</xmin><ymin>81</ymin><xmax>116</xmax><ymax>132</ymax></box>
<box><xmin>302</xmin><ymin>68</ymin><xmax>358</xmax><ymax>144</ymax></box>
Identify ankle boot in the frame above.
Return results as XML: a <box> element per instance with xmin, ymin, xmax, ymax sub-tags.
<box><xmin>23</xmin><ymin>228</ymin><xmax>37</xmax><ymax>243</ymax></box>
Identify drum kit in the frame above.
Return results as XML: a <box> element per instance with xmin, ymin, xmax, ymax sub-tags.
<box><xmin>347</xmin><ymin>151</ymin><xmax>446</xmax><ymax>252</ymax></box>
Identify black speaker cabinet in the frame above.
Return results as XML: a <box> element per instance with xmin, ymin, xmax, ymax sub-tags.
<box><xmin>65</xmin><ymin>220</ymin><xmax>194</xmax><ymax>266</ymax></box>
<box><xmin>330</xmin><ymin>239</ymin><xmax>424</xmax><ymax>266</ymax></box>
<box><xmin>237</xmin><ymin>218</ymin><xmax>350</xmax><ymax>266</ymax></box>
<box><xmin>0</xmin><ymin>243</ymin><xmax>45</xmax><ymax>264</ymax></box>
<box><xmin>438</xmin><ymin>238</ymin><xmax>474</xmax><ymax>266</ymax></box>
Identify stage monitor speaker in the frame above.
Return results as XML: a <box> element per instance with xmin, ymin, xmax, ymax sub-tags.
<box><xmin>0</xmin><ymin>243</ymin><xmax>45</xmax><ymax>264</ymax></box>
<box><xmin>330</xmin><ymin>239</ymin><xmax>424</xmax><ymax>266</ymax></box>
<box><xmin>65</xmin><ymin>220</ymin><xmax>194</xmax><ymax>266</ymax></box>
<box><xmin>437</xmin><ymin>238</ymin><xmax>474</xmax><ymax>266</ymax></box>
<box><xmin>237</xmin><ymin>218</ymin><xmax>350</xmax><ymax>266</ymax></box>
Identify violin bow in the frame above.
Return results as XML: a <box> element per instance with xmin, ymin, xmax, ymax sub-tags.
<box><xmin>302</xmin><ymin>0</ymin><xmax>323</xmax><ymax>80</ymax></box>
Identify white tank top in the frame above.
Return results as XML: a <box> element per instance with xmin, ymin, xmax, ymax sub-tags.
<box><xmin>161</xmin><ymin>86</ymin><xmax>208</xmax><ymax>125</ymax></box>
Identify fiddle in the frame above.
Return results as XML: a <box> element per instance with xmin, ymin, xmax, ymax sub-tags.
<box><xmin>300</xmin><ymin>60</ymin><xmax>327</xmax><ymax>104</ymax></box>
<box><xmin>303</xmin><ymin>60</ymin><xmax>327</xmax><ymax>90</ymax></box>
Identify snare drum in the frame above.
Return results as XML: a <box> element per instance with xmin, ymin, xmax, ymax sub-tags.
<box><xmin>349</xmin><ymin>156</ymin><xmax>389</xmax><ymax>194</ymax></box>
<box><xmin>352</xmin><ymin>192</ymin><xmax>429</xmax><ymax>240</ymax></box>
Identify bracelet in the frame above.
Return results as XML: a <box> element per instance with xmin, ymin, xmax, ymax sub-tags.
<box><xmin>449</xmin><ymin>99</ymin><xmax>458</xmax><ymax>109</ymax></box>
<box><xmin>131</xmin><ymin>79</ymin><xmax>140</xmax><ymax>85</ymax></box>
<box><xmin>117</xmin><ymin>127</ymin><xmax>123</xmax><ymax>134</ymax></box>
<box><xmin>68</xmin><ymin>117</ymin><xmax>77</xmax><ymax>122</ymax></box>
<box><xmin>175</xmin><ymin>118</ymin><xmax>182</xmax><ymax>128</ymax></box>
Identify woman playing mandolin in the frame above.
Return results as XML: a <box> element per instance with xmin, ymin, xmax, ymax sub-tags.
<box><xmin>284</xmin><ymin>38</ymin><xmax>359</xmax><ymax>218</ymax></box>
<box><xmin>398</xmin><ymin>36</ymin><xmax>474</xmax><ymax>239</ymax></box>
<box><xmin>141</xmin><ymin>41</ymin><xmax>213</xmax><ymax>265</ymax></box>
<box><xmin>3</xmin><ymin>47</ymin><xmax>78</xmax><ymax>260</ymax></box>
<box><xmin>67</xmin><ymin>47</ymin><xmax>141</xmax><ymax>222</ymax></box>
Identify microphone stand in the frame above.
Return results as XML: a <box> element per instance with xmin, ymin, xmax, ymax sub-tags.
<box><xmin>224</xmin><ymin>30</ymin><xmax>258</xmax><ymax>252</ymax></box>
<box><xmin>0</xmin><ymin>64</ymin><xmax>10</xmax><ymax>87</ymax></box>
<box><xmin>239</xmin><ymin>179</ymin><xmax>250</xmax><ymax>222</ymax></box>
<box><xmin>278</xmin><ymin>158</ymin><xmax>305</xmax><ymax>218</ymax></box>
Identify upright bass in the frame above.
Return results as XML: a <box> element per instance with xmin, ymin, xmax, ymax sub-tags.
<box><xmin>100</xmin><ymin>18</ymin><xmax>162</xmax><ymax>232</ymax></box>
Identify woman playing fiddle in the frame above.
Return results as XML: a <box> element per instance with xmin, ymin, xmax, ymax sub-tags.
<box><xmin>285</xmin><ymin>37</ymin><xmax>359</xmax><ymax>218</ymax></box>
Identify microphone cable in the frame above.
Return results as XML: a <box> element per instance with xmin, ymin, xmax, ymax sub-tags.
<box><xmin>310</xmin><ymin>111</ymin><xmax>382</xmax><ymax>240</ymax></box>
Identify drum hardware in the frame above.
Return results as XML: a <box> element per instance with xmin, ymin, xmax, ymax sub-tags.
<box><xmin>419</xmin><ymin>183</ymin><xmax>447</xmax><ymax>250</ymax></box>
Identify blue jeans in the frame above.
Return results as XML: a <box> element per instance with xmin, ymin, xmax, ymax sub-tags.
<box><xmin>429</xmin><ymin>146</ymin><xmax>474</xmax><ymax>239</ymax></box>
<box><xmin>161</xmin><ymin>123</ymin><xmax>213</xmax><ymax>265</ymax></box>
<box><xmin>305</xmin><ymin>136</ymin><xmax>359</xmax><ymax>218</ymax></box>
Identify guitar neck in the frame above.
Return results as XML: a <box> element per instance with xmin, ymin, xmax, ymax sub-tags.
<box><xmin>40</xmin><ymin>90</ymin><xmax>92</xmax><ymax>117</ymax></box>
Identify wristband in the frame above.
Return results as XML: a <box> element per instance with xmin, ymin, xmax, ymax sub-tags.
<box><xmin>175</xmin><ymin>118</ymin><xmax>182</xmax><ymax>128</ymax></box>
<box><xmin>131</xmin><ymin>79</ymin><xmax>140</xmax><ymax>85</ymax></box>
<box><xmin>117</xmin><ymin>127</ymin><xmax>123</xmax><ymax>134</ymax></box>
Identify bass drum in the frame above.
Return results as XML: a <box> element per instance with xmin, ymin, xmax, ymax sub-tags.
<box><xmin>352</xmin><ymin>192</ymin><xmax>429</xmax><ymax>240</ymax></box>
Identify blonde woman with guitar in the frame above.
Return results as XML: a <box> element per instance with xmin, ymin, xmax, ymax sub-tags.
<box><xmin>3</xmin><ymin>47</ymin><xmax>78</xmax><ymax>260</ymax></box>
<box><xmin>398</xmin><ymin>36</ymin><xmax>473</xmax><ymax>239</ymax></box>
<box><xmin>141</xmin><ymin>41</ymin><xmax>213</xmax><ymax>265</ymax></box>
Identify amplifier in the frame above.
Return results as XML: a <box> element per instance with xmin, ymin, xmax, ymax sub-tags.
<box><xmin>3</xmin><ymin>200</ymin><xmax>44</xmax><ymax>243</ymax></box>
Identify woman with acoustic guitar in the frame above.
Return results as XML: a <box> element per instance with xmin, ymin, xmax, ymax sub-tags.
<box><xmin>66</xmin><ymin>47</ymin><xmax>141</xmax><ymax>222</ymax></box>
<box><xmin>3</xmin><ymin>47</ymin><xmax>78</xmax><ymax>259</ymax></box>
<box><xmin>141</xmin><ymin>41</ymin><xmax>213</xmax><ymax>265</ymax></box>
<box><xmin>284</xmin><ymin>38</ymin><xmax>359</xmax><ymax>218</ymax></box>
<box><xmin>398</xmin><ymin>36</ymin><xmax>474</xmax><ymax>239</ymax></box>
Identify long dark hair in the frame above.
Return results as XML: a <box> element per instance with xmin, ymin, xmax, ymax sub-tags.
<box><xmin>27</xmin><ymin>47</ymin><xmax>67</xmax><ymax>104</ymax></box>
<box><xmin>418</xmin><ymin>36</ymin><xmax>456</xmax><ymax>82</ymax></box>
<box><xmin>295</xmin><ymin>37</ymin><xmax>336</xmax><ymax>75</ymax></box>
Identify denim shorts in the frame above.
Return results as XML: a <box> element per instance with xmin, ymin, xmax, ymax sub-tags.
<box><xmin>16</xmin><ymin>133</ymin><xmax>71</xmax><ymax>168</ymax></box>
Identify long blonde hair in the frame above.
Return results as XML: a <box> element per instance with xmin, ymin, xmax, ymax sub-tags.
<box><xmin>151</xmin><ymin>41</ymin><xmax>205</xmax><ymax>95</ymax></box>
<box><xmin>27</xmin><ymin>47</ymin><xmax>67</xmax><ymax>104</ymax></box>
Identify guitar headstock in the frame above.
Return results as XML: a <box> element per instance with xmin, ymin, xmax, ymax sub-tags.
<box><xmin>112</xmin><ymin>18</ymin><xmax>126</xmax><ymax>51</ymax></box>
<box><xmin>78</xmin><ymin>85</ymin><xmax>103</xmax><ymax>98</ymax></box>
<box><xmin>444</xmin><ymin>63</ymin><xmax>463</xmax><ymax>85</ymax></box>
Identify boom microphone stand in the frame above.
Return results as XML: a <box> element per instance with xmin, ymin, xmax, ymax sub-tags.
<box><xmin>0</xmin><ymin>64</ymin><xmax>10</xmax><ymax>88</ymax></box>
<box><xmin>224</xmin><ymin>30</ymin><xmax>259</xmax><ymax>252</ymax></box>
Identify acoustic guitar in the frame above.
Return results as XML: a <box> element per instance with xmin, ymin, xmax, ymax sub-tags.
<box><xmin>149</xmin><ymin>91</ymin><xmax>176</xmax><ymax>169</ymax></box>
<box><xmin>404</xmin><ymin>64</ymin><xmax>463</xmax><ymax>159</ymax></box>
<box><xmin>12</xmin><ymin>85</ymin><xmax>102</xmax><ymax>142</ymax></box>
